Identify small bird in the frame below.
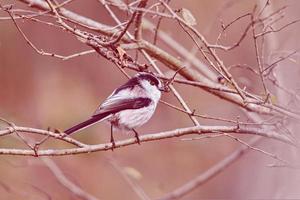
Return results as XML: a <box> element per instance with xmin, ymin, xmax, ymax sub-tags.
<box><xmin>64</xmin><ymin>72</ymin><xmax>165</xmax><ymax>148</ymax></box>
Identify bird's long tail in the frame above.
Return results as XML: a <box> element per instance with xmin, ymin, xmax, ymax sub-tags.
<box><xmin>64</xmin><ymin>113</ymin><xmax>109</xmax><ymax>135</ymax></box>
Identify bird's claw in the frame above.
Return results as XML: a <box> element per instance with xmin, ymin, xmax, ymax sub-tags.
<box><xmin>135</xmin><ymin>135</ymin><xmax>141</xmax><ymax>145</ymax></box>
<box><xmin>110</xmin><ymin>139</ymin><xmax>116</xmax><ymax>151</ymax></box>
<box><xmin>53</xmin><ymin>128</ymin><xmax>68</xmax><ymax>138</ymax></box>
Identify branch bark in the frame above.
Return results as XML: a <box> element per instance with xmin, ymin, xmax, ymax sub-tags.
<box><xmin>0</xmin><ymin>125</ymin><xmax>294</xmax><ymax>156</ymax></box>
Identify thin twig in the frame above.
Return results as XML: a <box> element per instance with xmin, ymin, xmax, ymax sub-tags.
<box><xmin>134</xmin><ymin>0</ymin><xmax>148</xmax><ymax>41</ymax></box>
<box><xmin>108</xmin><ymin>157</ymin><xmax>150</xmax><ymax>200</ymax></box>
<box><xmin>157</xmin><ymin>137</ymin><xmax>262</xmax><ymax>200</ymax></box>
<box><xmin>42</xmin><ymin>157</ymin><xmax>99</xmax><ymax>200</ymax></box>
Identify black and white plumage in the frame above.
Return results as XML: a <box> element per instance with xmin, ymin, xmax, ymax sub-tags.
<box><xmin>64</xmin><ymin>72</ymin><xmax>164</xmax><ymax>146</ymax></box>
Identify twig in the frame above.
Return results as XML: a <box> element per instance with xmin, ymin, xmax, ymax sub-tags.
<box><xmin>153</xmin><ymin>1</ymin><xmax>169</xmax><ymax>44</ymax></box>
<box><xmin>255</xmin><ymin>19</ymin><xmax>300</xmax><ymax>38</ymax></box>
<box><xmin>161</xmin><ymin>1</ymin><xmax>247</xmax><ymax>101</ymax></box>
<box><xmin>223</xmin><ymin>133</ymin><xmax>290</xmax><ymax>165</ymax></box>
<box><xmin>184</xmin><ymin>131</ymin><xmax>291</xmax><ymax>166</ymax></box>
<box><xmin>160</xmin><ymin>100</ymin><xmax>278</xmax><ymax>126</ymax></box>
<box><xmin>262</xmin><ymin>49</ymin><xmax>300</xmax><ymax>75</ymax></box>
<box><xmin>42</xmin><ymin>157</ymin><xmax>99</xmax><ymax>200</ymax></box>
<box><xmin>108</xmin><ymin>157</ymin><xmax>150</xmax><ymax>200</ymax></box>
<box><xmin>62</xmin><ymin>49</ymin><xmax>96</xmax><ymax>60</ymax></box>
<box><xmin>1</xmin><ymin>5</ymin><xmax>67</xmax><ymax>59</ymax></box>
<box><xmin>251</xmin><ymin>10</ymin><xmax>269</xmax><ymax>96</ymax></box>
<box><xmin>105</xmin><ymin>9</ymin><xmax>137</xmax><ymax>45</ymax></box>
<box><xmin>157</xmin><ymin>137</ymin><xmax>262</xmax><ymax>200</ymax></box>
<box><xmin>134</xmin><ymin>0</ymin><xmax>148</xmax><ymax>41</ymax></box>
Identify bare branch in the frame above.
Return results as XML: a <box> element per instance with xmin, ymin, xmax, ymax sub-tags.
<box><xmin>0</xmin><ymin>124</ymin><xmax>295</xmax><ymax>156</ymax></box>
<box><xmin>108</xmin><ymin>157</ymin><xmax>150</xmax><ymax>200</ymax></box>
<box><xmin>263</xmin><ymin>49</ymin><xmax>300</xmax><ymax>75</ymax></box>
<box><xmin>42</xmin><ymin>157</ymin><xmax>99</xmax><ymax>200</ymax></box>
<box><xmin>158</xmin><ymin>137</ymin><xmax>262</xmax><ymax>200</ymax></box>
<box><xmin>13</xmin><ymin>0</ymin><xmax>300</xmax><ymax>120</ymax></box>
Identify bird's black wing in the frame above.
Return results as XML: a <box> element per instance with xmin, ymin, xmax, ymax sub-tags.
<box><xmin>93</xmin><ymin>97</ymin><xmax>152</xmax><ymax>117</ymax></box>
<box><xmin>64</xmin><ymin>96</ymin><xmax>152</xmax><ymax>135</ymax></box>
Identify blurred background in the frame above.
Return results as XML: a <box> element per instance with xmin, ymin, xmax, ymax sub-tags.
<box><xmin>1</xmin><ymin>0</ymin><xmax>300</xmax><ymax>199</ymax></box>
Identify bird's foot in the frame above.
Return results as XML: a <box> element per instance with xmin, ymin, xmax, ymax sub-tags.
<box><xmin>132</xmin><ymin>129</ymin><xmax>141</xmax><ymax>145</ymax></box>
<box><xmin>135</xmin><ymin>135</ymin><xmax>141</xmax><ymax>145</ymax></box>
<box><xmin>110</xmin><ymin>138</ymin><xmax>116</xmax><ymax>151</ymax></box>
<box><xmin>50</xmin><ymin>127</ymin><xmax>68</xmax><ymax>138</ymax></box>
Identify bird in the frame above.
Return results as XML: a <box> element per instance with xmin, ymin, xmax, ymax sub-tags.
<box><xmin>63</xmin><ymin>72</ymin><xmax>165</xmax><ymax>148</ymax></box>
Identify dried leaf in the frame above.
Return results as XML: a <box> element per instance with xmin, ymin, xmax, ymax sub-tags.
<box><xmin>270</xmin><ymin>94</ymin><xmax>277</xmax><ymax>104</ymax></box>
<box><xmin>116</xmin><ymin>46</ymin><xmax>126</xmax><ymax>61</ymax></box>
<box><xmin>181</xmin><ymin>8</ymin><xmax>197</xmax><ymax>26</ymax></box>
<box><xmin>123</xmin><ymin>167</ymin><xmax>142</xmax><ymax>180</ymax></box>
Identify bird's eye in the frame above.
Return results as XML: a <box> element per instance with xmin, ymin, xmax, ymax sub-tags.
<box><xmin>150</xmin><ymin>80</ymin><xmax>156</xmax><ymax>86</ymax></box>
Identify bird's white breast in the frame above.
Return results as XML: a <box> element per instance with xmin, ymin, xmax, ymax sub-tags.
<box><xmin>116</xmin><ymin>102</ymin><xmax>156</xmax><ymax>130</ymax></box>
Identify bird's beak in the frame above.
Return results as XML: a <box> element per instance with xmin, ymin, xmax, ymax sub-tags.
<box><xmin>158</xmin><ymin>85</ymin><xmax>168</xmax><ymax>92</ymax></box>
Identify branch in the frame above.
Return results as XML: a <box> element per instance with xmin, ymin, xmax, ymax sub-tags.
<box><xmin>14</xmin><ymin>0</ymin><xmax>300</xmax><ymax>120</ymax></box>
<box><xmin>108</xmin><ymin>157</ymin><xmax>150</xmax><ymax>200</ymax></box>
<box><xmin>42</xmin><ymin>157</ymin><xmax>99</xmax><ymax>200</ymax></box>
<box><xmin>0</xmin><ymin>124</ymin><xmax>295</xmax><ymax>156</ymax></box>
<box><xmin>157</xmin><ymin>137</ymin><xmax>261</xmax><ymax>200</ymax></box>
